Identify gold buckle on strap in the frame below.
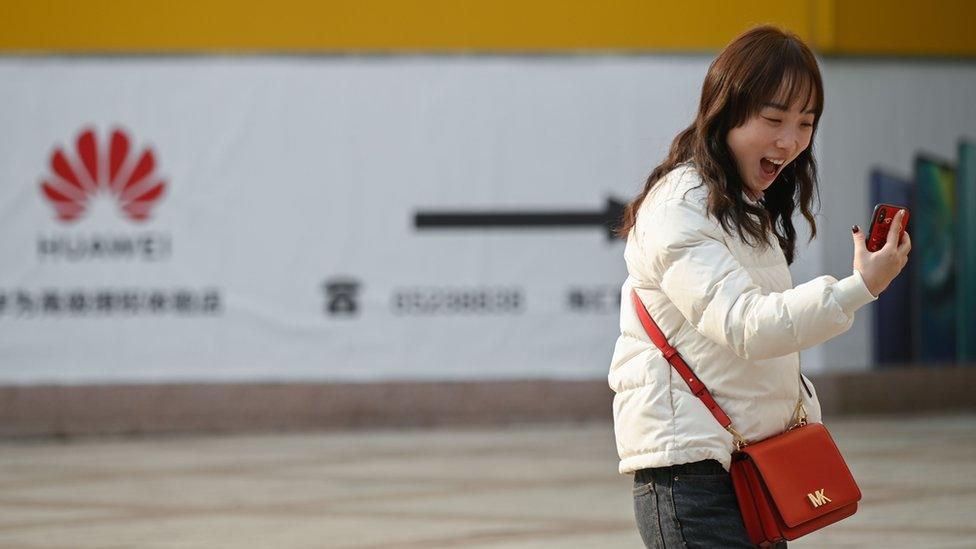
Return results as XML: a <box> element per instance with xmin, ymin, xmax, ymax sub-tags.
<box><xmin>726</xmin><ymin>425</ymin><xmax>748</xmax><ymax>451</ymax></box>
<box><xmin>791</xmin><ymin>400</ymin><xmax>808</xmax><ymax>429</ymax></box>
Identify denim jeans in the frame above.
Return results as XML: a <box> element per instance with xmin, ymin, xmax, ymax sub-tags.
<box><xmin>632</xmin><ymin>459</ymin><xmax>787</xmax><ymax>548</ymax></box>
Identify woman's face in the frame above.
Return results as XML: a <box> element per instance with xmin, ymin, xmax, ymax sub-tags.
<box><xmin>726</xmin><ymin>96</ymin><xmax>816</xmax><ymax>200</ymax></box>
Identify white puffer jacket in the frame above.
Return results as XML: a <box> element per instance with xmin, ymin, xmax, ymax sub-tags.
<box><xmin>610</xmin><ymin>165</ymin><xmax>876</xmax><ymax>474</ymax></box>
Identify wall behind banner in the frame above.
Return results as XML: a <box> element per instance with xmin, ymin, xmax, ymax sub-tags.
<box><xmin>0</xmin><ymin>56</ymin><xmax>973</xmax><ymax>384</ymax></box>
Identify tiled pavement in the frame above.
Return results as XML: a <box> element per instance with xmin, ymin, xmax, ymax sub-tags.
<box><xmin>0</xmin><ymin>414</ymin><xmax>973</xmax><ymax>548</ymax></box>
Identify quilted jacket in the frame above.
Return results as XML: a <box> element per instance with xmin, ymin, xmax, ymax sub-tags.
<box><xmin>610</xmin><ymin>164</ymin><xmax>876</xmax><ymax>473</ymax></box>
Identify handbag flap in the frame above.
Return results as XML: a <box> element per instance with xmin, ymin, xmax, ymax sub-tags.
<box><xmin>739</xmin><ymin>423</ymin><xmax>861</xmax><ymax>528</ymax></box>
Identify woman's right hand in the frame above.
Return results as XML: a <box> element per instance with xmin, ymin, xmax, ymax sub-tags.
<box><xmin>852</xmin><ymin>209</ymin><xmax>912</xmax><ymax>297</ymax></box>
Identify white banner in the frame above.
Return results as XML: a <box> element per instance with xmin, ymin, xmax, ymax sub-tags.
<box><xmin>0</xmin><ymin>57</ymin><xmax>718</xmax><ymax>383</ymax></box>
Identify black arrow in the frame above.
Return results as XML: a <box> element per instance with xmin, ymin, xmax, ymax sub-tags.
<box><xmin>415</xmin><ymin>196</ymin><xmax>626</xmax><ymax>241</ymax></box>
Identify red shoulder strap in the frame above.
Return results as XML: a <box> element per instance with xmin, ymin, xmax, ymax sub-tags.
<box><xmin>630</xmin><ymin>288</ymin><xmax>733</xmax><ymax>430</ymax></box>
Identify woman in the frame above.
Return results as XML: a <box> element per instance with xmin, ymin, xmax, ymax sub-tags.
<box><xmin>609</xmin><ymin>26</ymin><xmax>910</xmax><ymax>548</ymax></box>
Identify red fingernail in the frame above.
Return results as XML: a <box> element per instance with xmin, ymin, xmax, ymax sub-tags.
<box><xmin>852</xmin><ymin>225</ymin><xmax>860</xmax><ymax>234</ymax></box>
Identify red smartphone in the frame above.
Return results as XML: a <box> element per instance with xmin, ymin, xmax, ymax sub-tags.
<box><xmin>866</xmin><ymin>203</ymin><xmax>910</xmax><ymax>252</ymax></box>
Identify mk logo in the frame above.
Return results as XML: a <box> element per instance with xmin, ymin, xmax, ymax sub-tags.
<box><xmin>807</xmin><ymin>489</ymin><xmax>832</xmax><ymax>508</ymax></box>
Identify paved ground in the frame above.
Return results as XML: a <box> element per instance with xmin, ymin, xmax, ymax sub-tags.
<box><xmin>0</xmin><ymin>414</ymin><xmax>973</xmax><ymax>548</ymax></box>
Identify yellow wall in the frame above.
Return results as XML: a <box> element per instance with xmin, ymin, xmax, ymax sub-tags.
<box><xmin>0</xmin><ymin>0</ymin><xmax>973</xmax><ymax>56</ymax></box>
<box><xmin>832</xmin><ymin>0</ymin><xmax>976</xmax><ymax>57</ymax></box>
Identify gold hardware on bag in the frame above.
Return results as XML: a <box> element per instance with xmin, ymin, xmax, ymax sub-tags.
<box><xmin>790</xmin><ymin>400</ymin><xmax>808</xmax><ymax>429</ymax></box>
<box><xmin>726</xmin><ymin>425</ymin><xmax>749</xmax><ymax>450</ymax></box>
<box><xmin>788</xmin><ymin>373</ymin><xmax>809</xmax><ymax>430</ymax></box>
<box><xmin>807</xmin><ymin>489</ymin><xmax>832</xmax><ymax>508</ymax></box>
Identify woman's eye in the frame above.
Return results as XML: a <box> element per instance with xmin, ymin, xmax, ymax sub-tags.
<box><xmin>801</xmin><ymin>122</ymin><xmax>814</xmax><ymax>128</ymax></box>
<box><xmin>763</xmin><ymin>117</ymin><xmax>782</xmax><ymax>124</ymax></box>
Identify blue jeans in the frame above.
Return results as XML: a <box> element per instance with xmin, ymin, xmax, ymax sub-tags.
<box><xmin>632</xmin><ymin>459</ymin><xmax>787</xmax><ymax>548</ymax></box>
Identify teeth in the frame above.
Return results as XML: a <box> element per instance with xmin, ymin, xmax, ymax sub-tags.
<box><xmin>765</xmin><ymin>158</ymin><xmax>784</xmax><ymax>165</ymax></box>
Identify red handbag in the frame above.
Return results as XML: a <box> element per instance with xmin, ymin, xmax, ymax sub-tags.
<box><xmin>631</xmin><ymin>289</ymin><xmax>861</xmax><ymax>546</ymax></box>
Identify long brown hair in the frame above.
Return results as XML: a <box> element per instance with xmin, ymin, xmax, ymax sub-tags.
<box><xmin>615</xmin><ymin>25</ymin><xmax>824</xmax><ymax>265</ymax></box>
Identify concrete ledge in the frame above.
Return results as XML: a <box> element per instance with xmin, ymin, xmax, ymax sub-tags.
<box><xmin>813</xmin><ymin>364</ymin><xmax>976</xmax><ymax>416</ymax></box>
<box><xmin>0</xmin><ymin>379</ymin><xmax>613</xmax><ymax>437</ymax></box>
<box><xmin>1</xmin><ymin>366</ymin><xmax>974</xmax><ymax>437</ymax></box>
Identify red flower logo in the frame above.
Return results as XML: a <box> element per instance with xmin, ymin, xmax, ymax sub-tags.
<box><xmin>40</xmin><ymin>127</ymin><xmax>166</xmax><ymax>223</ymax></box>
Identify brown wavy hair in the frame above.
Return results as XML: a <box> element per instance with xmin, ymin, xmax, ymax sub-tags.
<box><xmin>615</xmin><ymin>25</ymin><xmax>824</xmax><ymax>265</ymax></box>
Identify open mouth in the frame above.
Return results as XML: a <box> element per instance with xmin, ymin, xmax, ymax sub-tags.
<box><xmin>760</xmin><ymin>157</ymin><xmax>784</xmax><ymax>177</ymax></box>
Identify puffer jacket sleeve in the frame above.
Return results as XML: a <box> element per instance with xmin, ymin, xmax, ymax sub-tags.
<box><xmin>640</xmin><ymin>196</ymin><xmax>877</xmax><ymax>360</ymax></box>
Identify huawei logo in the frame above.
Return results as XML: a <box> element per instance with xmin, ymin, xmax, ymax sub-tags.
<box><xmin>40</xmin><ymin>127</ymin><xmax>166</xmax><ymax>223</ymax></box>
